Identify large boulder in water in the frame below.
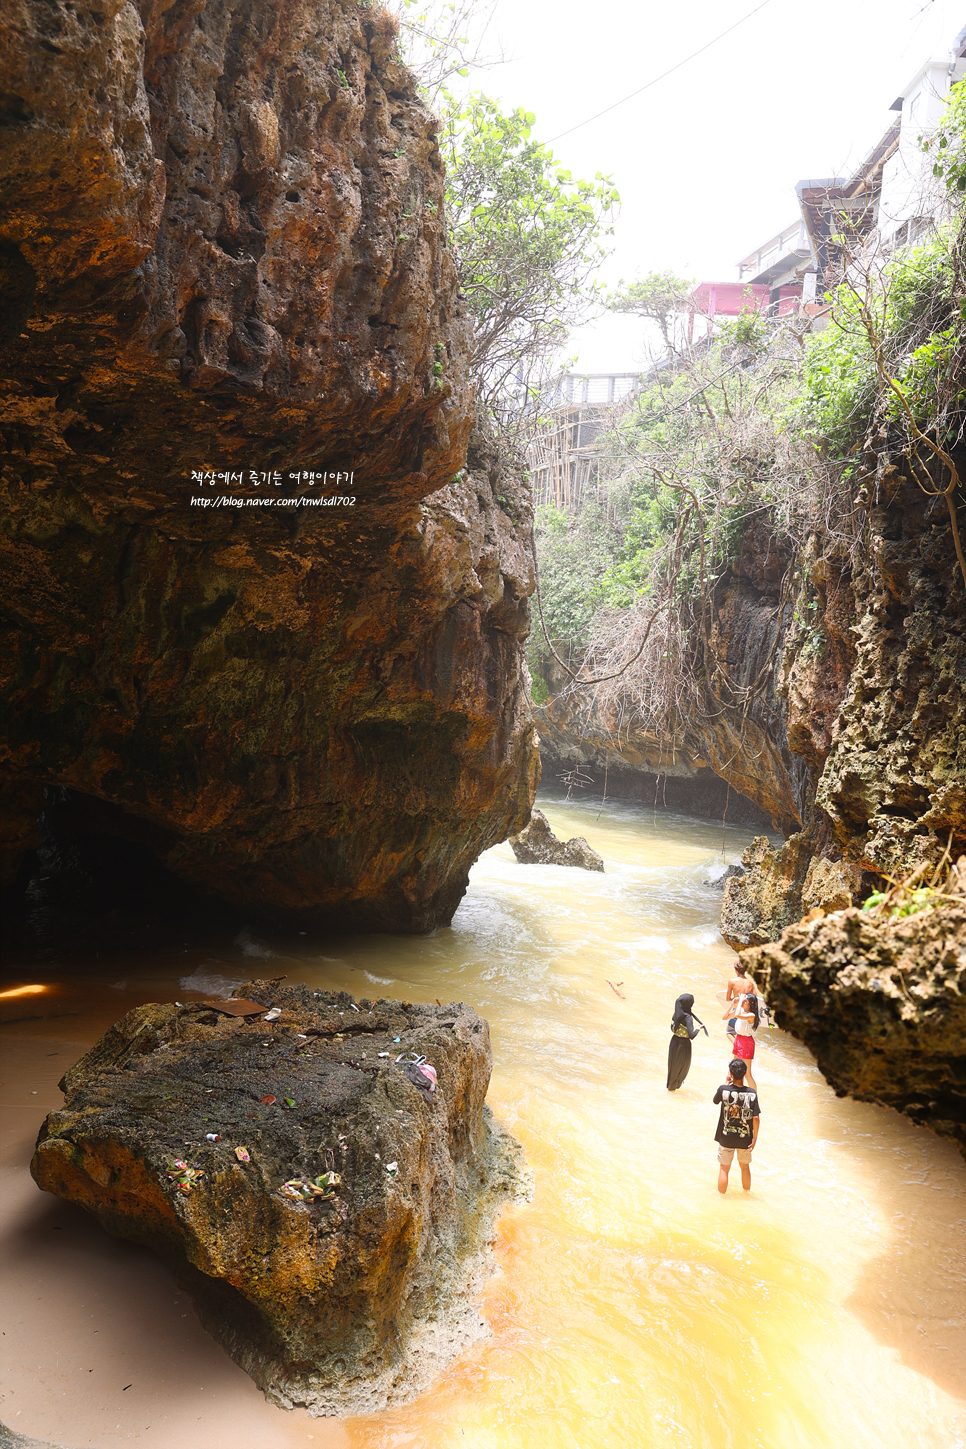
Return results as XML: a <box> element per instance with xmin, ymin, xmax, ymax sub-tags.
<box><xmin>509</xmin><ymin>808</ymin><xmax>604</xmax><ymax>871</ymax></box>
<box><xmin>30</xmin><ymin>981</ymin><xmax>529</xmax><ymax>1415</ymax></box>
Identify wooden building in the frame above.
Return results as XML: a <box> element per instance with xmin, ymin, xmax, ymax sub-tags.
<box><xmin>528</xmin><ymin>372</ymin><xmax>641</xmax><ymax>511</ymax></box>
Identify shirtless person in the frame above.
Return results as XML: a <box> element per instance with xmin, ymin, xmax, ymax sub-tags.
<box><xmin>725</xmin><ymin>959</ymin><xmax>761</xmax><ymax>1040</ymax></box>
<box><xmin>713</xmin><ymin>1059</ymin><xmax>761</xmax><ymax>1194</ymax></box>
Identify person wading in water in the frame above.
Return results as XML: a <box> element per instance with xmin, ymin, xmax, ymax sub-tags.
<box><xmin>722</xmin><ymin>991</ymin><xmax>759</xmax><ymax>1090</ymax></box>
<box><xmin>725</xmin><ymin>959</ymin><xmax>761</xmax><ymax>1041</ymax></box>
<box><xmin>667</xmin><ymin>992</ymin><xmax>708</xmax><ymax>1091</ymax></box>
<box><xmin>713</xmin><ymin>1058</ymin><xmax>760</xmax><ymax>1194</ymax></box>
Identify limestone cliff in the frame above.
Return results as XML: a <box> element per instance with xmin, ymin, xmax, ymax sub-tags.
<box><xmin>722</xmin><ymin>453</ymin><xmax>966</xmax><ymax>949</ymax></box>
<box><xmin>536</xmin><ymin>443</ymin><xmax>965</xmax><ymax>949</ymax></box>
<box><xmin>537</xmin><ymin>515</ymin><xmax>807</xmax><ymax>832</ymax></box>
<box><xmin>744</xmin><ymin>876</ymin><xmax>966</xmax><ymax>1157</ymax></box>
<box><xmin>0</xmin><ymin>0</ymin><xmax>538</xmax><ymax>930</ymax></box>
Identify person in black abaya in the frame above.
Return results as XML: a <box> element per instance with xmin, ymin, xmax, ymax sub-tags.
<box><xmin>667</xmin><ymin>992</ymin><xmax>708</xmax><ymax>1091</ymax></box>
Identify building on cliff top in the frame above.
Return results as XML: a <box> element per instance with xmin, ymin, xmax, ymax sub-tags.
<box><xmin>530</xmin><ymin>26</ymin><xmax>966</xmax><ymax>513</ymax></box>
<box><xmin>691</xmin><ymin>23</ymin><xmax>966</xmax><ymax>325</ymax></box>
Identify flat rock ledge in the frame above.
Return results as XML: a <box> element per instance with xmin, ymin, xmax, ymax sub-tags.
<box><xmin>744</xmin><ymin>899</ymin><xmax>966</xmax><ymax>1156</ymax></box>
<box><xmin>31</xmin><ymin>982</ymin><xmax>530</xmax><ymax>1416</ymax></box>
<box><xmin>509</xmin><ymin>809</ymin><xmax>604</xmax><ymax>871</ymax></box>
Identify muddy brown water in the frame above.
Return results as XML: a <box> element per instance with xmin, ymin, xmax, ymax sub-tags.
<box><xmin>2</xmin><ymin>793</ymin><xmax>964</xmax><ymax>1448</ymax></box>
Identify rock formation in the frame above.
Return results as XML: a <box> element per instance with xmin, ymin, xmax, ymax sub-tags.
<box><xmin>539</xmin><ymin>456</ymin><xmax>966</xmax><ymax>951</ymax></box>
<box><xmin>0</xmin><ymin>1426</ymin><xmax>69</xmax><ymax>1449</ymax></box>
<box><xmin>536</xmin><ymin>516</ymin><xmax>808</xmax><ymax>833</ymax></box>
<box><xmin>721</xmin><ymin>833</ymin><xmax>864</xmax><ymax>952</ymax></box>
<box><xmin>0</xmin><ymin>0</ymin><xmax>538</xmax><ymax>931</ymax></box>
<box><xmin>508</xmin><ymin>807</ymin><xmax>604</xmax><ymax>871</ymax></box>
<box><xmin>744</xmin><ymin>872</ymin><xmax>966</xmax><ymax>1157</ymax></box>
<box><xmin>725</xmin><ymin>459</ymin><xmax>966</xmax><ymax>947</ymax></box>
<box><xmin>31</xmin><ymin>982</ymin><xmax>529</xmax><ymax>1414</ymax></box>
<box><xmin>712</xmin><ymin>439</ymin><xmax>966</xmax><ymax>1155</ymax></box>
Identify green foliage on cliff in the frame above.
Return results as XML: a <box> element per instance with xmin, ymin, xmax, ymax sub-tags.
<box><xmin>530</xmin><ymin>190</ymin><xmax>966</xmax><ymax>725</ymax></box>
<box><xmin>439</xmin><ymin>92</ymin><xmax>619</xmax><ymax>409</ymax></box>
<box><xmin>528</xmin><ymin>502</ymin><xmax>619</xmax><ymax>658</ymax></box>
<box><xmin>535</xmin><ymin>316</ymin><xmax>799</xmax><ymax>617</ymax></box>
<box><xmin>798</xmin><ymin>225</ymin><xmax>966</xmax><ymax>451</ymax></box>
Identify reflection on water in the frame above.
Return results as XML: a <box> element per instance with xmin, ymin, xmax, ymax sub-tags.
<box><xmin>2</xmin><ymin>792</ymin><xmax>964</xmax><ymax>1448</ymax></box>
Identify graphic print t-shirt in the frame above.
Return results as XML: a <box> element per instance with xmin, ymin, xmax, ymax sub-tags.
<box><xmin>713</xmin><ymin>1084</ymin><xmax>761</xmax><ymax>1149</ymax></box>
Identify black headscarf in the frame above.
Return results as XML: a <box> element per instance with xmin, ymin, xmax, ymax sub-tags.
<box><xmin>671</xmin><ymin>993</ymin><xmax>708</xmax><ymax>1038</ymax></box>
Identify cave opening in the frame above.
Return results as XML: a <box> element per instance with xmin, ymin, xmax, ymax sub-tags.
<box><xmin>2</xmin><ymin>786</ymin><xmax>241</xmax><ymax>961</ymax></box>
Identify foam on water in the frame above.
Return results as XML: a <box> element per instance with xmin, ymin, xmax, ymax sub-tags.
<box><xmin>180</xmin><ymin>963</ymin><xmax>245</xmax><ymax>996</ymax></box>
<box><xmin>3</xmin><ymin>788</ymin><xmax>964</xmax><ymax>1449</ymax></box>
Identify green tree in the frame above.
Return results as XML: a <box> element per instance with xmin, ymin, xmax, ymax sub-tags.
<box><xmin>392</xmin><ymin>0</ymin><xmax>500</xmax><ymax>110</ymax></box>
<box><xmin>438</xmin><ymin>93</ymin><xmax>619</xmax><ymax>411</ymax></box>
<box><xmin>606</xmin><ymin>270</ymin><xmax>696</xmax><ymax>360</ymax></box>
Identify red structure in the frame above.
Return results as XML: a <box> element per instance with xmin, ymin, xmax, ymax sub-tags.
<box><xmin>689</xmin><ymin>281</ymin><xmax>769</xmax><ymax>316</ymax></box>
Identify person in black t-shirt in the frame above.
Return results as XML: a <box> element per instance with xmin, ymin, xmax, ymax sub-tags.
<box><xmin>713</xmin><ymin>1058</ymin><xmax>761</xmax><ymax>1194</ymax></box>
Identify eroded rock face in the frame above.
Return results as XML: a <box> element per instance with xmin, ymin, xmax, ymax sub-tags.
<box><xmin>31</xmin><ymin>982</ymin><xmax>529</xmax><ymax>1414</ymax></box>
<box><xmin>0</xmin><ymin>0</ymin><xmax>538</xmax><ymax>929</ymax></box>
<box><xmin>813</xmin><ymin>470</ymin><xmax>966</xmax><ymax>881</ymax></box>
<box><xmin>751</xmin><ymin>463</ymin><xmax>965</xmax><ymax>930</ymax></box>
<box><xmin>2</xmin><ymin>0</ymin><xmax>470</xmax><ymax>434</ymax></box>
<box><xmin>538</xmin><ymin>457</ymin><xmax>966</xmax><ymax>954</ymax></box>
<box><xmin>536</xmin><ymin>516</ymin><xmax>808</xmax><ymax>834</ymax></box>
<box><xmin>721</xmin><ymin>833</ymin><xmax>865</xmax><ymax>952</ymax></box>
<box><xmin>744</xmin><ymin>892</ymin><xmax>966</xmax><ymax>1157</ymax></box>
<box><xmin>508</xmin><ymin>807</ymin><xmax>604</xmax><ymax>871</ymax></box>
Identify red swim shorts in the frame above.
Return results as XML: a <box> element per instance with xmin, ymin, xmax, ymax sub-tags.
<box><xmin>732</xmin><ymin>1033</ymin><xmax>756</xmax><ymax>1060</ymax></box>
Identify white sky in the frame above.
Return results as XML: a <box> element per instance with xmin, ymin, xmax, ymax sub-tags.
<box><xmin>463</xmin><ymin>0</ymin><xmax>965</xmax><ymax>369</ymax></box>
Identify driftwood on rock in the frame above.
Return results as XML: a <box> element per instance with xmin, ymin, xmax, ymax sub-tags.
<box><xmin>31</xmin><ymin>982</ymin><xmax>529</xmax><ymax>1416</ymax></box>
<box><xmin>509</xmin><ymin>809</ymin><xmax>604</xmax><ymax>872</ymax></box>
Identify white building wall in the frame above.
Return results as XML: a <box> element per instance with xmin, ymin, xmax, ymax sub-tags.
<box><xmin>878</xmin><ymin>57</ymin><xmax>966</xmax><ymax>246</ymax></box>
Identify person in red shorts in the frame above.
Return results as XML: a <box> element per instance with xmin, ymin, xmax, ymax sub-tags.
<box><xmin>721</xmin><ymin>991</ymin><xmax>759</xmax><ymax>1090</ymax></box>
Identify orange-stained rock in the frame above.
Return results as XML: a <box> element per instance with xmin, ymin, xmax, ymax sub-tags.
<box><xmin>31</xmin><ymin>982</ymin><xmax>529</xmax><ymax>1414</ymax></box>
<box><xmin>0</xmin><ymin>0</ymin><xmax>538</xmax><ymax>928</ymax></box>
<box><xmin>720</xmin><ymin>832</ymin><xmax>863</xmax><ymax>952</ymax></box>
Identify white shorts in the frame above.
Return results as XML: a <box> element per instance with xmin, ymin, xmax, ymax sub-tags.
<box><xmin>717</xmin><ymin>1145</ymin><xmax>753</xmax><ymax>1165</ymax></box>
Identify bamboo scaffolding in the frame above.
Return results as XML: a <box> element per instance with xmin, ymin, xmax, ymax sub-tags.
<box><xmin>528</xmin><ymin>372</ymin><xmax>641</xmax><ymax>511</ymax></box>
